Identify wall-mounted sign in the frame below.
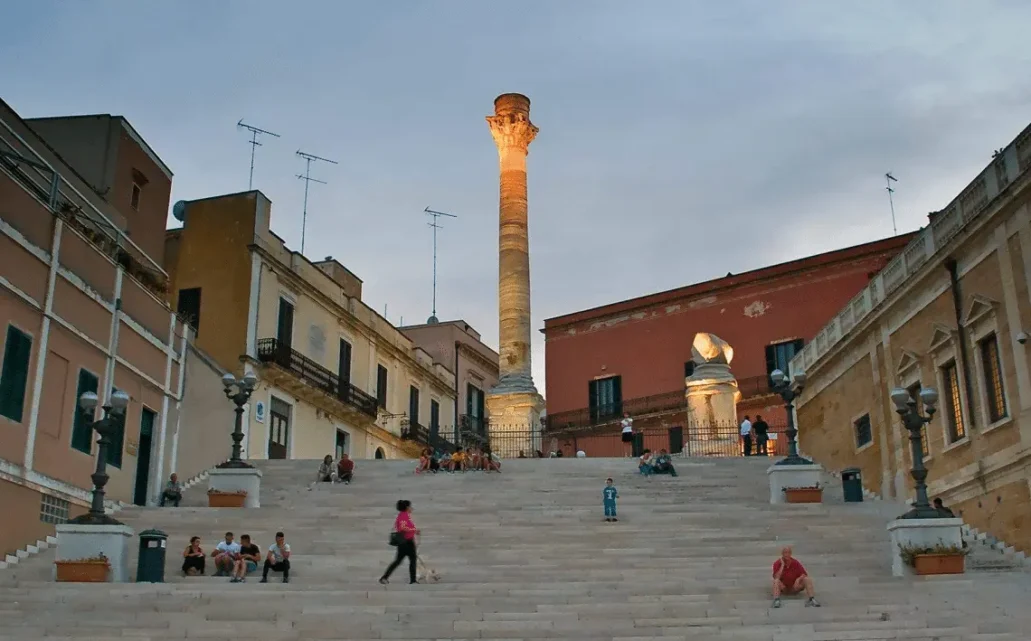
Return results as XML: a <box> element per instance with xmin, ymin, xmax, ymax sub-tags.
<box><xmin>254</xmin><ymin>400</ymin><xmax>266</xmax><ymax>423</ymax></box>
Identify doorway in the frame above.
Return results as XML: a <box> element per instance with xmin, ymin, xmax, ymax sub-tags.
<box><xmin>268</xmin><ymin>397</ymin><xmax>291</xmax><ymax>459</ymax></box>
<box><xmin>335</xmin><ymin>429</ymin><xmax>350</xmax><ymax>460</ymax></box>
<box><xmin>374</xmin><ymin>447</ymin><xmax>385</xmax><ymax>459</ymax></box>
<box><xmin>133</xmin><ymin>408</ymin><xmax>156</xmax><ymax>506</ymax></box>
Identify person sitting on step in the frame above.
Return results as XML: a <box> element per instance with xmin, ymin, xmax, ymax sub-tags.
<box><xmin>415</xmin><ymin>449</ymin><xmax>432</xmax><ymax>474</ymax></box>
<box><xmin>652</xmin><ymin>449</ymin><xmax>678</xmax><ymax>477</ymax></box>
<box><xmin>231</xmin><ymin>534</ymin><xmax>261</xmax><ymax>583</ymax></box>
<box><xmin>638</xmin><ymin>449</ymin><xmax>655</xmax><ymax>476</ymax></box>
<box><xmin>449</xmin><ymin>447</ymin><xmax>468</xmax><ymax>472</ymax></box>
<box><xmin>181</xmin><ymin>536</ymin><xmax>205</xmax><ymax>576</ymax></box>
<box><xmin>212</xmin><ymin>531</ymin><xmax>241</xmax><ymax>577</ymax></box>
<box><xmin>484</xmin><ymin>448</ymin><xmax>501</xmax><ymax>473</ymax></box>
<box><xmin>160</xmin><ymin>473</ymin><xmax>183</xmax><ymax>507</ymax></box>
<box><xmin>429</xmin><ymin>450</ymin><xmax>441</xmax><ymax>473</ymax></box>
<box><xmin>468</xmin><ymin>447</ymin><xmax>483</xmax><ymax>471</ymax></box>
<box><xmin>310</xmin><ymin>455</ymin><xmax>337</xmax><ymax>489</ymax></box>
<box><xmin>933</xmin><ymin>497</ymin><xmax>956</xmax><ymax>517</ymax></box>
<box><xmin>337</xmin><ymin>453</ymin><xmax>355</xmax><ymax>484</ymax></box>
<box><xmin>771</xmin><ymin>546</ymin><xmax>820</xmax><ymax>608</ymax></box>
<box><xmin>261</xmin><ymin>531</ymin><xmax>291</xmax><ymax>583</ymax></box>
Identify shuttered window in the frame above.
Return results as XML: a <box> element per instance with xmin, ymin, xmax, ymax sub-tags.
<box><xmin>0</xmin><ymin>325</ymin><xmax>32</xmax><ymax>422</ymax></box>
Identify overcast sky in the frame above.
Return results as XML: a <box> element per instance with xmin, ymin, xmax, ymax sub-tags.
<box><xmin>2</xmin><ymin>1</ymin><xmax>1029</xmax><ymax>395</ymax></box>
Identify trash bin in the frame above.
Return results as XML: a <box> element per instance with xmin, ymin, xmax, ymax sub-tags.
<box><xmin>632</xmin><ymin>432</ymin><xmax>645</xmax><ymax>458</ymax></box>
<box><xmin>842</xmin><ymin>468</ymin><xmax>864</xmax><ymax>503</ymax></box>
<box><xmin>136</xmin><ymin>528</ymin><xmax>168</xmax><ymax>583</ymax></box>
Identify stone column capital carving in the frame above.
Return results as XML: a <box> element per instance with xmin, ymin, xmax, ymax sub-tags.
<box><xmin>486</xmin><ymin>115</ymin><xmax>539</xmax><ymax>154</ymax></box>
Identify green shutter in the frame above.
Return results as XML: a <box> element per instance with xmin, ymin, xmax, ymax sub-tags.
<box><xmin>71</xmin><ymin>370</ymin><xmax>99</xmax><ymax>454</ymax></box>
<box><xmin>0</xmin><ymin>326</ymin><xmax>33</xmax><ymax>422</ymax></box>
<box><xmin>105</xmin><ymin>388</ymin><xmax>125</xmax><ymax>468</ymax></box>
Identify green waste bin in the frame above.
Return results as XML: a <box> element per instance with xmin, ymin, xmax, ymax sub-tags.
<box><xmin>136</xmin><ymin>528</ymin><xmax>168</xmax><ymax>582</ymax></box>
<box><xmin>842</xmin><ymin>468</ymin><xmax>864</xmax><ymax>503</ymax></box>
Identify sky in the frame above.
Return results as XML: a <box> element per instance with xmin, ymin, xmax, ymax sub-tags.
<box><xmin>2</xmin><ymin>1</ymin><xmax>1029</xmax><ymax>396</ymax></box>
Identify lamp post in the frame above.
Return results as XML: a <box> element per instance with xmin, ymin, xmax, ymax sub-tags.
<box><xmin>217</xmin><ymin>371</ymin><xmax>257</xmax><ymax>469</ymax></box>
<box><xmin>890</xmin><ymin>386</ymin><xmax>940</xmax><ymax>519</ymax></box>
<box><xmin>69</xmin><ymin>390</ymin><xmax>130</xmax><ymax>525</ymax></box>
<box><xmin>770</xmin><ymin>369</ymin><xmax>812</xmax><ymax>466</ymax></box>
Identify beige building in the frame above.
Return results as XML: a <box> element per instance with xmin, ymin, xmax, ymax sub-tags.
<box><xmin>793</xmin><ymin>122</ymin><xmax>1031</xmax><ymax>551</ymax></box>
<box><xmin>0</xmin><ymin>99</ymin><xmax>234</xmax><ymax>558</ymax></box>
<box><xmin>165</xmin><ymin>191</ymin><xmax>457</xmax><ymax>461</ymax></box>
<box><xmin>400</xmin><ymin>320</ymin><xmax>500</xmax><ymax>440</ymax></box>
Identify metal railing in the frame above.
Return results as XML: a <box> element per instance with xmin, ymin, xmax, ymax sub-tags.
<box><xmin>256</xmin><ymin>338</ymin><xmax>378</xmax><ymax>417</ymax></box>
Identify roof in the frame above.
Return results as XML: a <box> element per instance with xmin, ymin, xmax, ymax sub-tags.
<box><xmin>543</xmin><ymin>233</ymin><xmax>916</xmax><ymax>330</ymax></box>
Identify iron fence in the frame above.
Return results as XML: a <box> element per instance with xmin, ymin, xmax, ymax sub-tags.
<box><xmin>256</xmin><ymin>338</ymin><xmax>379</xmax><ymax>417</ymax></box>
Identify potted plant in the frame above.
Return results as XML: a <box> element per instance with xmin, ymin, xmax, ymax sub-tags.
<box><xmin>207</xmin><ymin>488</ymin><xmax>248</xmax><ymax>508</ymax></box>
<box><xmin>55</xmin><ymin>553</ymin><xmax>110</xmax><ymax>582</ymax></box>
<box><xmin>899</xmin><ymin>541</ymin><xmax>969</xmax><ymax>575</ymax></box>
<box><xmin>783</xmin><ymin>484</ymin><xmax>823</xmax><ymax>504</ymax></box>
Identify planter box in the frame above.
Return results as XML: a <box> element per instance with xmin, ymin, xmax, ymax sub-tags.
<box><xmin>208</xmin><ymin>493</ymin><xmax>247</xmax><ymax>508</ymax></box>
<box><xmin>784</xmin><ymin>488</ymin><xmax>823</xmax><ymax>504</ymax></box>
<box><xmin>913</xmin><ymin>553</ymin><xmax>965</xmax><ymax>576</ymax></box>
<box><xmin>55</xmin><ymin>560</ymin><xmax>109</xmax><ymax>583</ymax></box>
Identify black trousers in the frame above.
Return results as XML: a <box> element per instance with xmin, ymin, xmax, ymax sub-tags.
<box><xmin>182</xmin><ymin>555</ymin><xmax>205</xmax><ymax>574</ymax></box>
<box><xmin>382</xmin><ymin>539</ymin><xmax>417</xmax><ymax>583</ymax></box>
<box><xmin>263</xmin><ymin>559</ymin><xmax>290</xmax><ymax>579</ymax></box>
<box><xmin>338</xmin><ymin>470</ymin><xmax>353</xmax><ymax>482</ymax></box>
<box><xmin>161</xmin><ymin>491</ymin><xmax>181</xmax><ymax>507</ymax></box>
<box><xmin>742</xmin><ymin>434</ymin><xmax>753</xmax><ymax>456</ymax></box>
<box><xmin>755</xmin><ymin>435</ymin><xmax>768</xmax><ymax>455</ymax></box>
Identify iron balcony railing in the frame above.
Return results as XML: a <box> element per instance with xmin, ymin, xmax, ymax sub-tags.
<box><xmin>256</xmin><ymin>338</ymin><xmax>378</xmax><ymax>418</ymax></box>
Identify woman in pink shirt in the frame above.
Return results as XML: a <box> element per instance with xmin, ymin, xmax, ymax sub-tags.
<box><xmin>380</xmin><ymin>499</ymin><xmax>420</xmax><ymax>584</ymax></box>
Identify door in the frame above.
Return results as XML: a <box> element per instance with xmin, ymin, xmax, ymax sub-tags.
<box><xmin>268</xmin><ymin>397</ymin><xmax>291</xmax><ymax>459</ymax></box>
<box><xmin>337</xmin><ymin>339</ymin><xmax>352</xmax><ymax>398</ymax></box>
<box><xmin>133</xmin><ymin>408</ymin><xmax>156</xmax><ymax>506</ymax></box>
<box><xmin>335</xmin><ymin>430</ymin><xmax>349</xmax><ymax>459</ymax></box>
<box><xmin>277</xmin><ymin>298</ymin><xmax>295</xmax><ymax>351</ymax></box>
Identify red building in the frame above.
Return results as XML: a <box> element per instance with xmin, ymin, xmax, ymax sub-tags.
<box><xmin>542</xmin><ymin>235</ymin><xmax>914</xmax><ymax>442</ymax></box>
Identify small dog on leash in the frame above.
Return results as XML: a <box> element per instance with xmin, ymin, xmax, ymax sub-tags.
<box><xmin>417</xmin><ymin>556</ymin><xmax>440</xmax><ymax>583</ymax></box>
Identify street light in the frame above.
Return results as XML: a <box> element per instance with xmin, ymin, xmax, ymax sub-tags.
<box><xmin>890</xmin><ymin>385</ymin><xmax>940</xmax><ymax>519</ymax></box>
<box><xmin>217</xmin><ymin>371</ymin><xmax>258</xmax><ymax>469</ymax></box>
<box><xmin>770</xmin><ymin>369</ymin><xmax>811</xmax><ymax>465</ymax></box>
<box><xmin>68</xmin><ymin>390</ymin><xmax>131</xmax><ymax>525</ymax></box>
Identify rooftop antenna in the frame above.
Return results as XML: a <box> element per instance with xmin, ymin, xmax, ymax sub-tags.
<box><xmin>237</xmin><ymin>120</ymin><xmax>280</xmax><ymax>190</ymax></box>
<box><xmin>424</xmin><ymin>207</ymin><xmax>458</xmax><ymax>324</ymax></box>
<box><xmin>295</xmin><ymin>150</ymin><xmax>338</xmax><ymax>255</ymax></box>
<box><xmin>885</xmin><ymin>172</ymin><xmax>898</xmax><ymax>235</ymax></box>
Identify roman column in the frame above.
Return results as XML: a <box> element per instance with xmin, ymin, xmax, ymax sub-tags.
<box><xmin>484</xmin><ymin>93</ymin><xmax>543</xmax><ymax>455</ymax></box>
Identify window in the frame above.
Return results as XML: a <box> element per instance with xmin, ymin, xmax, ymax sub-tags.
<box><xmin>335</xmin><ymin>430</ymin><xmax>350</xmax><ymax>459</ymax></box>
<box><xmin>277</xmin><ymin>298</ymin><xmax>295</xmax><ymax>348</ymax></box>
<box><xmin>70</xmin><ymin>369</ymin><xmax>99</xmax><ymax>454</ymax></box>
<box><xmin>409</xmin><ymin>386</ymin><xmax>420</xmax><ymax>426</ymax></box>
<box><xmin>466</xmin><ymin>383</ymin><xmax>485</xmax><ymax>430</ymax></box>
<box><xmin>588</xmin><ymin>376</ymin><xmax>622</xmax><ymax>423</ymax></box>
<box><xmin>106</xmin><ymin>388</ymin><xmax>126</xmax><ymax>468</ymax></box>
<box><xmin>130</xmin><ymin>182</ymin><xmax>141</xmax><ymax>211</ymax></box>
<box><xmin>39</xmin><ymin>494</ymin><xmax>70</xmax><ymax>525</ymax></box>
<box><xmin>176</xmin><ymin>288</ymin><xmax>202</xmax><ymax>334</ymax></box>
<box><xmin>430</xmin><ymin>400</ymin><xmax>440</xmax><ymax>438</ymax></box>
<box><xmin>765</xmin><ymin>339</ymin><xmax>804</xmax><ymax>379</ymax></box>
<box><xmin>376</xmin><ymin>365</ymin><xmax>388</xmax><ymax>409</ymax></box>
<box><xmin>941</xmin><ymin>361</ymin><xmax>966</xmax><ymax>442</ymax></box>
<box><xmin>854</xmin><ymin>414</ymin><xmax>872</xmax><ymax>448</ymax></box>
<box><xmin>0</xmin><ymin>325</ymin><xmax>32</xmax><ymax>422</ymax></box>
<box><xmin>979</xmin><ymin>334</ymin><xmax>1007</xmax><ymax>423</ymax></box>
<box><xmin>684</xmin><ymin>361</ymin><xmax>695</xmax><ymax>378</ymax></box>
<box><xmin>337</xmin><ymin>339</ymin><xmax>352</xmax><ymax>386</ymax></box>
<box><xmin>907</xmin><ymin>382</ymin><xmax>929</xmax><ymax>457</ymax></box>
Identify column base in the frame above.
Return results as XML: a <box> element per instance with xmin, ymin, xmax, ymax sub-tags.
<box><xmin>55</xmin><ymin>523</ymin><xmax>134</xmax><ymax>582</ymax></box>
<box><xmin>490</xmin><ymin>373</ymin><xmax>539</xmax><ymax>396</ymax></box>
<box><xmin>208</xmin><ymin>467</ymin><xmax>263</xmax><ymax>508</ymax></box>
<box><xmin>485</xmin><ymin>390</ymin><xmax>543</xmax><ymax>457</ymax></box>
<box><xmin>887</xmin><ymin>517</ymin><xmax>963</xmax><ymax>577</ymax></box>
<box><xmin>767</xmin><ymin>462</ymin><xmax>823</xmax><ymax>504</ymax></box>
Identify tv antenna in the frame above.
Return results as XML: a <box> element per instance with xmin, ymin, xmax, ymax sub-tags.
<box><xmin>295</xmin><ymin>150</ymin><xmax>338</xmax><ymax>255</ymax></box>
<box><xmin>885</xmin><ymin>172</ymin><xmax>898</xmax><ymax>235</ymax></box>
<box><xmin>424</xmin><ymin>207</ymin><xmax>458</xmax><ymax>323</ymax></box>
<box><xmin>237</xmin><ymin>120</ymin><xmax>280</xmax><ymax>190</ymax></box>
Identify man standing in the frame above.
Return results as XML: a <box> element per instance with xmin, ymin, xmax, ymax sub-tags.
<box><xmin>739</xmin><ymin>415</ymin><xmax>753</xmax><ymax>457</ymax></box>
<box><xmin>771</xmin><ymin>546</ymin><xmax>820</xmax><ymax>608</ymax></box>
<box><xmin>753</xmin><ymin>415</ymin><xmax>769</xmax><ymax>456</ymax></box>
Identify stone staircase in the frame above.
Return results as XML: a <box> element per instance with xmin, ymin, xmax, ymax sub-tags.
<box><xmin>1</xmin><ymin>456</ymin><xmax>1029</xmax><ymax>640</ymax></box>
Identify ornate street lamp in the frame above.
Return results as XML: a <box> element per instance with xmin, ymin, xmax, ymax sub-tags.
<box><xmin>217</xmin><ymin>371</ymin><xmax>258</xmax><ymax>469</ymax></box>
<box><xmin>890</xmin><ymin>386</ymin><xmax>940</xmax><ymax>519</ymax></box>
<box><xmin>69</xmin><ymin>390</ymin><xmax>130</xmax><ymax>525</ymax></box>
<box><xmin>770</xmin><ymin>369</ymin><xmax>811</xmax><ymax>466</ymax></box>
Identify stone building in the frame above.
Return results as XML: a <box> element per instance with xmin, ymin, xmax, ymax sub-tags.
<box><xmin>792</xmin><ymin>121</ymin><xmax>1031</xmax><ymax>551</ymax></box>
<box><xmin>165</xmin><ymin>191</ymin><xmax>457</xmax><ymax>461</ymax></box>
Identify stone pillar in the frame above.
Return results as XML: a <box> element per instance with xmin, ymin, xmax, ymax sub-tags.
<box><xmin>485</xmin><ymin>93</ymin><xmax>543</xmax><ymax>448</ymax></box>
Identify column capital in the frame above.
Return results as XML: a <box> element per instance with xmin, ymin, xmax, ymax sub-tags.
<box><xmin>487</xmin><ymin>114</ymin><xmax>539</xmax><ymax>155</ymax></box>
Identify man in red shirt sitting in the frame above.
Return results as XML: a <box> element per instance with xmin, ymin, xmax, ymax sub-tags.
<box><xmin>336</xmin><ymin>454</ymin><xmax>355</xmax><ymax>485</ymax></box>
<box><xmin>772</xmin><ymin>546</ymin><xmax>820</xmax><ymax>608</ymax></box>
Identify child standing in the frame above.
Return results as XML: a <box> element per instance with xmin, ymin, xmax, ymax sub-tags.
<box><xmin>603</xmin><ymin>477</ymin><xmax>619</xmax><ymax>522</ymax></box>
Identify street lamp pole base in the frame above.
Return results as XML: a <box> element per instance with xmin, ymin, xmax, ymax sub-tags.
<box><xmin>216</xmin><ymin>460</ymin><xmax>255</xmax><ymax>470</ymax></box>
<box><xmin>775</xmin><ymin>455</ymin><xmax>815</xmax><ymax>466</ymax></box>
<box><xmin>898</xmin><ymin>505</ymin><xmax>944</xmax><ymax>520</ymax></box>
<box><xmin>67</xmin><ymin>513</ymin><xmax>124</xmax><ymax>526</ymax></box>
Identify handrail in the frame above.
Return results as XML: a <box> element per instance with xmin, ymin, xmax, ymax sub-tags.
<box><xmin>256</xmin><ymin>338</ymin><xmax>378</xmax><ymax>417</ymax></box>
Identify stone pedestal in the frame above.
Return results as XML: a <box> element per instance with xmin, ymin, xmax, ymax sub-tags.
<box><xmin>887</xmin><ymin>517</ymin><xmax>964</xmax><ymax>577</ymax></box>
<box><xmin>767</xmin><ymin>462</ymin><xmax>824</xmax><ymax>504</ymax></box>
<box><xmin>208</xmin><ymin>467</ymin><xmax>263</xmax><ymax>508</ymax></box>
<box><xmin>486</xmin><ymin>391</ymin><xmax>543</xmax><ymax>458</ymax></box>
<box><xmin>55</xmin><ymin>523</ymin><xmax>134</xmax><ymax>582</ymax></box>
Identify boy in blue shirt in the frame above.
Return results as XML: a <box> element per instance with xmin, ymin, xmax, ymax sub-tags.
<box><xmin>603</xmin><ymin>477</ymin><xmax>619</xmax><ymax>522</ymax></box>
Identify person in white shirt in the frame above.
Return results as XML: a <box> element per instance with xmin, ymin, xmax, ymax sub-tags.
<box><xmin>211</xmin><ymin>531</ymin><xmax>241</xmax><ymax>577</ymax></box>
<box><xmin>261</xmin><ymin>531</ymin><xmax>291</xmax><ymax>583</ymax></box>
<box><xmin>620</xmin><ymin>412</ymin><xmax>634</xmax><ymax>457</ymax></box>
<box><xmin>739</xmin><ymin>415</ymin><xmax>753</xmax><ymax>457</ymax></box>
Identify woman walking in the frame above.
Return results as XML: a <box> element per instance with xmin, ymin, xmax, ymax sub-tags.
<box><xmin>380</xmin><ymin>499</ymin><xmax>419</xmax><ymax>585</ymax></box>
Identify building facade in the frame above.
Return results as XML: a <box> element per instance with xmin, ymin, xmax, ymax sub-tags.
<box><xmin>165</xmin><ymin>191</ymin><xmax>457</xmax><ymax>461</ymax></box>
<box><xmin>793</xmin><ymin>122</ymin><xmax>1031</xmax><ymax>552</ymax></box>
<box><xmin>0</xmin><ymin>99</ymin><xmax>233</xmax><ymax>558</ymax></box>
<box><xmin>542</xmin><ymin>235</ymin><xmax>913</xmax><ymax>433</ymax></box>
<box><xmin>400</xmin><ymin>320</ymin><xmax>500</xmax><ymax>440</ymax></box>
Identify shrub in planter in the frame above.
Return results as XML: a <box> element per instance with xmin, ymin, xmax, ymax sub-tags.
<box><xmin>207</xmin><ymin>488</ymin><xmax>248</xmax><ymax>508</ymax></box>
<box><xmin>783</xmin><ymin>484</ymin><xmax>823</xmax><ymax>504</ymax></box>
<box><xmin>899</xmin><ymin>541</ymin><xmax>969</xmax><ymax>575</ymax></box>
<box><xmin>55</xmin><ymin>553</ymin><xmax>110</xmax><ymax>583</ymax></box>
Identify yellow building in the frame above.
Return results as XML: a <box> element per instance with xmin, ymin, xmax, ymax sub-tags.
<box><xmin>165</xmin><ymin>191</ymin><xmax>456</xmax><ymax>460</ymax></box>
<box><xmin>792</xmin><ymin>122</ymin><xmax>1031</xmax><ymax>551</ymax></box>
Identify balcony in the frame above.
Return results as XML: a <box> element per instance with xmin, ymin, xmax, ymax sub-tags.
<box><xmin>256</xmin><ymin>338</ymin><xmax>378</xmax><ymax>418</ymax></box>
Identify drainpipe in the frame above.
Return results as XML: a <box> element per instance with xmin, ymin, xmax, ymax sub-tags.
<box><xmin>454</xmin><ymin>341</ymin><xmax>460</xmax><ymax>442</ymax></box>
<box><xmin>944</xmin><ymin>259</ymin><xmax>976</xmax><ymax>428</ymax></box>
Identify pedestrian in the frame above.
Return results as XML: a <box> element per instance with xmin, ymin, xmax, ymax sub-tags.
<box><xmin>740</xmin><ymin>415</ymin><xmax>753</xmax><ymax>457</ymax></box>
<box><xmin>380</xmin><ymin>499</ymin><xmax>419</xmax><ymax>585</ymax></box>
<box><xmin>753</xmin><ymin>415</ymin><xmax>769</xmax><ymax>456</ymax></box>
<box><xmin>603</xmin><ymin>477</ymin><xmax>619</xmax><ymax>522</ymax></box>
<box><xmin>621</xmin><ymin>412</ymin><xmax>634</xmax><ymax>457</ymax></box>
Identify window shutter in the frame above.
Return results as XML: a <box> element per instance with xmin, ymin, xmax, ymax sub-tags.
<box><xmin>0</xmin><ymin>327</ymin><xmax>32</xmax><ymax>422</ymax></box>
<box><xmin>71</xmin><ymin>369</ymin><xmax>99</xmax><ymax>454</ymax></box>
<box><xmin>765</xmin><ymin>345</ymin><xmax>777</xmax><ymax>376</ymax></box>
<box><xmin>612</xmin><ymin>376</ymin><xmax>623</xmax><ymax>414</ymax></box>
